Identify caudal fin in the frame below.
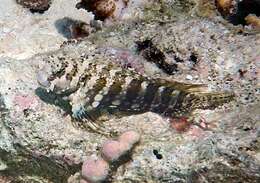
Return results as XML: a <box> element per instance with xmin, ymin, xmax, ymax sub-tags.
<box><xmin>185</xmin><ymin>91</ymin><xmax>235</xmax><ymax>110</ymax></box>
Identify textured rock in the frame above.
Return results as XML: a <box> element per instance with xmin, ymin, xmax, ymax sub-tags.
<box><xmin>16</xmin><ymin>0</ymin><xmax>52</xmax><ymax>13</ymax></box>
<box><xmin>0</xmin><ymin>0</ymin><xmax>93</xmax><ymax>59</ymax></box>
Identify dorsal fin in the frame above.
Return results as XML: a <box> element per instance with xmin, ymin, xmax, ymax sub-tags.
<box><xmin>158</xmin><ymin>78</ymin><xmax>208</xmax><ymax>93</ymax></box>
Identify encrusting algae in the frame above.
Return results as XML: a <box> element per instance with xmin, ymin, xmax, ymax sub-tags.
<box><xmin>37</xmin><ymin>50</ymin><xmax>234</xmax><ymax>136</ymax></box>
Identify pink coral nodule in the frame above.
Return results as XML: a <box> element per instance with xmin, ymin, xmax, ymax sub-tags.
<box><xmin>101</xmin><ymin>140</ymin><xmax>127</xmax><ymax>162</ymax></box>
<box><xmin>101</xmin><ymin>131</ymin><xmax>140</xmax><ymax>162</ymax></box>
<box><xmin>81</xmin><ymin>157</ymin><xmax>109</xmax><ymax>183</ymax></box>
<box><xmin>118</xmin><ymin>130</ymin><xmax>141</xmax><ymax>146</ymax></box>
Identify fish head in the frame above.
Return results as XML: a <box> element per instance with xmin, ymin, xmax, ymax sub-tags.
<box><xmin>37</xmin><ymin>58</ymin><xmax>78</xmax><ymax>95</ymax></box>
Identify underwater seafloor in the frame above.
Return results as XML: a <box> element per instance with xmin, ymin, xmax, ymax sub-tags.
<box><xmin>0</xmin><ymin>0</ymin><xmax>259</xmax><ymax>182</ymax></box>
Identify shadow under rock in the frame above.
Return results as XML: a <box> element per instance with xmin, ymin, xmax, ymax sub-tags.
<box><xmin>54</xmin><ymin>17</ymin><xmax>79</xmax><ymax>39</ymax></box>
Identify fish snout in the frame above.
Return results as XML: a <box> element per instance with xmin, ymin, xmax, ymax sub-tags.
<box><xmin>37</xmin><ymin>69</ymin><xmax>51</xmax><ymax>88</ymax></box>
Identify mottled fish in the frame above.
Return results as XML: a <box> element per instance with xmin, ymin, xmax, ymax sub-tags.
<box><xmin>37</xmin><ymin>55</ymin><xmax>234</xmax><ymax>135</ymax></box>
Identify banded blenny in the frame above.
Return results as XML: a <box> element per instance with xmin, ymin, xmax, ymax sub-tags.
<box><xmin>37</xmin><ymin>54</ymin><xmax>234</xmax><ymax>136</ymax></box>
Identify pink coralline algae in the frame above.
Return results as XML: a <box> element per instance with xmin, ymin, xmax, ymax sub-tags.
<box><xmin>186</xmin><ymin>125</ymin><xmax>206</xmax><ymax>139</ymax></box>
<box><xmin>81</xmin><ymin>130</ymin><xmax>140</xmax><ymax>182</ymax></box>
<box><xmin>13</xmin><ymin>94</ymin><xmax>38</xmax><ymax>111</ymax></box>
<box><xmin>81</xmin><ymin>157</ymin><xmax>110</xmax><ymax>183</ymax></box>
<box><xmin>170</xmin><ymin>117</ymin><xmax>191</xmax><ymax>132</ymax></box>
<box><xmin>101</xmin><ymin>130</ymin><xmax>140</xmax><ymax>162</ymax></box>
<box><xmin>118</xmin><ymin>130</ymin><xmax>141</xmax><ymax>147</ymax></box>
<box><xmin>101</xmin><ymin>140</ymin><xmax>124</xmax><ymax>162</ymax></box>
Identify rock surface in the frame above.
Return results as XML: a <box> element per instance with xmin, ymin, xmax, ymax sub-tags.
<box><xmin>0</xmin><ymin>0</ymin><xmax>259</xmax><ymax>182</ymax></box>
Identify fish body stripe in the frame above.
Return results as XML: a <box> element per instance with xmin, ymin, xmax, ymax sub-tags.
<box><xmin>118</xmin><ymin>78</ymin><xmax>143</xmax><ymax>111</ymax></box>
<box><xmin>163</xmin><ymin>91</ymin><xmax>187</xmax><ymax>117</ymax></box>
<box><xmin>96</xmin><ymin>79</ymin><xmax>125</xmax><ymax>110</ymax></box>
<box><xmin>142</xmin><ymin>82</ymin><xmax>161</xmax><ymax>111</ymax></box>
<box><xmin>151</xmin><ymin>87</ymin><xmax>176</xmax><ymax>114</ymax></box>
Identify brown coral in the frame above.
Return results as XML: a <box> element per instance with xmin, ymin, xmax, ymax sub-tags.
<box><xmin>77</xmin><ymin>0</ymin><xmax>129</xmax><ymax>21</ymax></box>
<box><xmin>16</xmin><ymin>0</ymin><xmax>51</xmax><ymax>13</ymax></box>
<box><xmin>93</xmin><ymin>0</ymin><xmax>116</xmax><ymax>20</ymax></box>
<box><xmin>216</xmin><ymin>0</ymin><xmax>234</xmax><ymax>15</ymax></box>
<box><xmin>245</xmin><ymin>14</ymin><xmax>260</xmax><ymax>29</ymax></box>
<box><xmin>77</xmin><ymin>0</ymin><xmax>116</xmax><ymax>20</ymax></box>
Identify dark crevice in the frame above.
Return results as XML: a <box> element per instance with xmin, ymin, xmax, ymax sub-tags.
<box><xmin>29</xmin><ymin>4</ymin><xmax>50</xmax><ymax>14</ymax></box>
<box><xmin>136</xmin><ymin>40</ymin><xmax>178</xmax><ymax>75</ymax></box>
<box><xmin>153</xmin><ymin>149</ymin><xmax>163</xmax><ymax>160</ymax></box>
<box><xmin>228</xmin><ymin>0</ymin><xmax>260</xmax><ymax>25</ymax></box>
<box><xmin>189</xmin><ymin>53</ymin><xmax>198</xmax><ymax>65</ymax></box>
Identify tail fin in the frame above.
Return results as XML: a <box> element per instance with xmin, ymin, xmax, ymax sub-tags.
<box><xmin>160</xmin><ymin>78</ymin><xmax>235</xmax><ymax>110</ymax></box>
<box><xmin>188</xmin><ymin>91</ymin><xmax>235</xmax><ymax>110</ymax></box>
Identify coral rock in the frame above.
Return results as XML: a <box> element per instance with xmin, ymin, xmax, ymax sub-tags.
<box><xmin>16</xmin><ymin>0</ymin><xmax>51</xmax><ymax>13</ymax></box>
<box><xmin>81</xmin><ymin>157</ymin><xmax>109</xmax><ymax>183</ymax></box>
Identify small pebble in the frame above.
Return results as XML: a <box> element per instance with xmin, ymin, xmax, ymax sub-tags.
<box><xmin>186</xmin><ymin>75</ymin><xmax>193</xmax><ymax>80</ymax></box>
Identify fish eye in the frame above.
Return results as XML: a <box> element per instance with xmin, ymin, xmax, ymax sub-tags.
<box><xmin>49</xmin><ymin>66</ymin><xmax>66</xmax><ymax>81</ymax></box>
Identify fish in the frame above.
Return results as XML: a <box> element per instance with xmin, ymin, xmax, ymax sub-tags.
<box><xmin>37</xmin><ymin>54</ymin><xmax>234</xmax><ymax>136</ymax></box>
